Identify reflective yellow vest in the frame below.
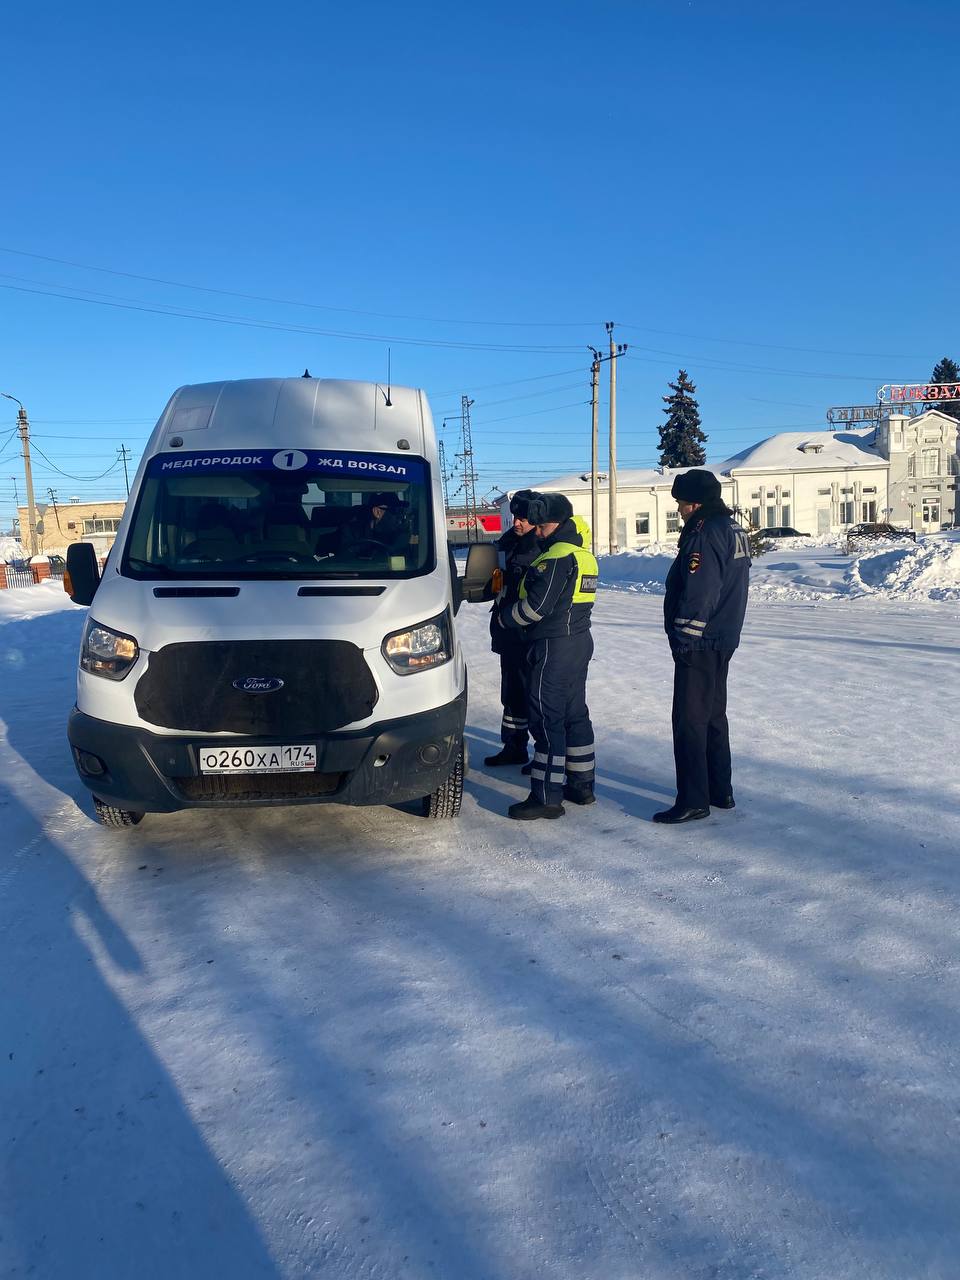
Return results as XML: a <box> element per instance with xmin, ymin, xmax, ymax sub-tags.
<box><xmin>519</xmin><ymin>539</ymin><xmax>599</xmax><ymax>605</ymax></box>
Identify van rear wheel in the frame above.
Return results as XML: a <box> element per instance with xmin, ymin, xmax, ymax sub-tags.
<box><xmin>421</xmin><ymin>743</ymin><xmax>464</xmax><ymax>819</ymax></box>
<box><xmin>93</xmin><ymin>797</ymin><xmax>145</xmax><ymax>829</ymax></box>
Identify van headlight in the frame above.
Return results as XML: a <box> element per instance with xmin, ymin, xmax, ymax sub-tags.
<box><xmin>80</xmin><ymin>618</ymin><xmax>140</xmax><ymax>680</ymax></box>
<box><xmin>382</xmin><ymin>612</ymin><xmax>452</xmax><ymax>675</ymax></box>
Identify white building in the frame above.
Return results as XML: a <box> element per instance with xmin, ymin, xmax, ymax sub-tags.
<box><xmin>507</xmin><ymin>410</ymin><xmax>959</xmax><ymax>553</ymax></box>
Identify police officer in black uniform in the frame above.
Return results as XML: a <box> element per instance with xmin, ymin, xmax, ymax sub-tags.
<box><xmin>500</xmin><ymin>493</ymin><xmax>598</xmax><ymax>820</ymax></box>
<box><xmin>656</xmin><ymin>469</ymin><xmax>750</xmax><ymax>824</ymax></box>
<box><xmin>485</xmin><ymin>490</ymin><xmax>541</xmax><ymax>767</ymax></box>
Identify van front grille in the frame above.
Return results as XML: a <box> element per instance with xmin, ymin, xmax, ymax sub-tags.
<box><xmin>175</xmin><ymin>771</ymin><xmax>344</xmax><ymax>803</ymax></box>
<box><xmin>135</xmin><ymin>639</ymin><xmax>378</xmax><ymax>734</ymax></box>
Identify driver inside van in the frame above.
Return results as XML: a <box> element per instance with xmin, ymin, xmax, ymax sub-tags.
<box><xmin>339</xmin><ymin>491</ymin><xmax>410</xmax><ymax>558</ymax></box>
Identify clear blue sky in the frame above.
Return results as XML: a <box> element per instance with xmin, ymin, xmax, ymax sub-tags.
<box><xmin>1</xmin><ymin>0</ymin><xmax>956</xmax><ymax>530</ymax></box>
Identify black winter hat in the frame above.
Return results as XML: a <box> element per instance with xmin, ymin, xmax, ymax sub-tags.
<box><xmin>671</xmin><ymin>469</ymin><xmax>721</xmax><ymax>504</ymax></box>
<box><xmin>509</xmin><ymin>488</ymin><xmax>539</xmax><ymax>518</ymax></box>
<box><xmin>526</xmin><ymin>492</ymin><xmax>573</xmax><ymax>524</ymax></box>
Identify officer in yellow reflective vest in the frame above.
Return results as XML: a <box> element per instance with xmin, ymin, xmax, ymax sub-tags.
<box><xmin>499</xmin><ymin>492</ymin><xmax>598</xmax><ymax>820</ymax></box>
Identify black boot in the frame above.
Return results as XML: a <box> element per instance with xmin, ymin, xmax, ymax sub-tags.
<box><xmin>520</xmin><ymin>761</ymin><xmax>532</xmax><ymax>776</ymax></box>
<box><xmin>652</xmin><ymin>804</ymin><xmax>709</xmax><ymax>824</ymax></box>
<box><xmin>484</xmin><ymin>745</ymin><xmax>529</xmax><ymax>767</ymax></box>
<box><xmin>563</xmin><ymin>784</ymin><xmax>596</xmax><ymax>806</ymax></box>
<box><xmin>508</xmin><ymin>795</ymin><xmax>565</xmax><ymax>821</ymax></box>
<box><xmin>710</xmin><ymin>794</ymin><xmax>735</xmax><ymax>810</ymax></box>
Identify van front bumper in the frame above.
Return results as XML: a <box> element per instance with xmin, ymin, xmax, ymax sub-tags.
<box><xmin>67</xmin><ymin>691</ymin><xmax>466</xmax><ymax>814</ymax></box>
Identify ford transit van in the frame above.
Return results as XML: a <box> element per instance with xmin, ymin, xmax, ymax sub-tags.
<box><xmin>65</xmin><ymin>377</ymin><xmax>497</xmax><ymax>828</ymax></box>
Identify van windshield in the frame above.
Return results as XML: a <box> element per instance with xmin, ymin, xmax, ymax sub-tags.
<box><xmin>123</xmin><ymin>448</ymin><xmax>433</xmax><ymax>579</ymax></box>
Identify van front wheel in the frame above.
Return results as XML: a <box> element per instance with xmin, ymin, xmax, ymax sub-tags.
<box><xmin>93</xmin><ymin>797</ymin><xmax>145</xmax><ymax>829</ymax></box>
<box><xmin>421</xmin><ymin>744</ymin><xmax>464</xmax><ymax>819</ymax></box>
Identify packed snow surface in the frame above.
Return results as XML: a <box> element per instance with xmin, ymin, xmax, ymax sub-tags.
<box><xmin>1</xmin><ymin>575</ymin><xmax>959</xmax><ymax>1278</ymax></box>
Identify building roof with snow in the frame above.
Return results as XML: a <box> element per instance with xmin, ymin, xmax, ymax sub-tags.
<box><xmin>526</xmin><ymin>464</ymin><xmax>725</xmax><ymax>495</ymax></box>
<box><xmin>511</xmin><ymin>428</ymin><xmax>886</xmax><ymax>497</ymax></box>
<box><xmin>716</xmin><ymin>428</ymin><xmax>885</xmax><ymax>474</ymax></box>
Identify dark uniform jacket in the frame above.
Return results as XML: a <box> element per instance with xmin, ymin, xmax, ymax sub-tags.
<box><xmin>490</xmin><ymin>527</ymin><xmax>540</xmax><ymax>653</ymax></box>
<box><xmin>664</xmin><ymin>505</ymin><xmax>750</xmax><ymax>652</ymax></box>
<box><xmin>501</xmin><ymin>517</ymin><xmax>596</xmax><ymax>641</ymax></box>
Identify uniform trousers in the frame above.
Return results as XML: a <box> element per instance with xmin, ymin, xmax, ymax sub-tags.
<box><xmin>526</xmin><ymin>632</ymin><xmax>595</xmax><ymax>805</ymax></box>
<box><xmin>671</xmin><ymin>648</ymin><xmax>733</xmax><ymax>811</ymax></box>
<box><xmin>498</xmin><ymin>635</ymin><xmax>530</xmax><ymax>751</ymax></box>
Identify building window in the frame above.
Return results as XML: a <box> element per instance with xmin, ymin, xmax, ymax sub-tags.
<box><xmin>839</xmin><ymin>500</ymin><xmax>855</xmax><ymax>524</ymax></box>
<box><xmin>766</xmin><ymin>491</ymin><xmax>775</xmax><ymax>499</ymax></box>
<box><xmin>635</xmin><ymin>513</ymin><xmax>650</xmax><ymax>536</ymax></box>
<box><xmin>922</xmin><ymin>448</ymin><xmax>940</xmax><ymax>476</ymax></box>
<box><xmin>863</xmin><ymin>486</ymin><xmax>877</xmax><ymax>494</ymax></box>
<box><xmin>666</xmin><ymin>511</ymin><xmax>680</xmax><ymax>534</ymax></box>
<box><xmin>766</xmin><ymin>504</ymin><xmax>776</xmax><ymax>527</ymax></box>
<box><xmin>950</xmin><ymin>454</ymin><xmax>960</xmax><ymax>476</ymax></box>
<box><xmin>861</xmin><ymin>500</ymin><xmax>877</xmax><ymax>521</ymax></box>
<box><xmin>750</xmin><ymin>506</ymin><xmax>761</xmax><ymax>529</ymax></box>
<box><xmin>817</xmin><ymin>488</ymin><xmax>831</xmax><ymax>496</ymax></box>
<box><xmin>907</xmin><ymin>455</ymin><xmax>916</xmax><ymax>477</ymax></box>
<box><xmin>751</xmin><ymin>491</ymin><xmax>761</xmax><ymax>499</ymax></box>
<box><xmin>781</xmin><ymin>490</ymin><xmax>790</xmax><ymax>498</ymax></box>
<box><xmin>781</xmin><ymin>504</ymin><xmax>791</xmax><ymax>527</ymax></box>
<box><xmin>82</xmin><ymin>518</ymin><xmax>122</xmax><ymax>534</ymax></box>
<box><xmin>922</xmin><ymin>498</ymin><xmax>941</xmax><ymax>524</ymax></box>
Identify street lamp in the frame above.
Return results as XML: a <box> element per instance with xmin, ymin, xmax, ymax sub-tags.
<box><xmin>1</xmin><ymin>392</ymin><xmax>39</xmax><ymax>556</ymax></box>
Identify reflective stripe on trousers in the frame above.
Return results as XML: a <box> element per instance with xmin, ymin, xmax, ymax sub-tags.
<box><xmin>526</xmin><ymin>631</ymin><xmax>594</xmax><ymax>804</ymax></box>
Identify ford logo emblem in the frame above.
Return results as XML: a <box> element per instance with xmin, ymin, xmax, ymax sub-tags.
<box><xmin>232</xmin><ymin>676</ymin><xmax>284</xmax><ymax>694</ymax></box>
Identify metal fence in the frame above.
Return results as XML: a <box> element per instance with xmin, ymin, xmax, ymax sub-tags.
<box><xmin>3</xmin><ymin>566</ymin><xmax>36</xmax><ymax>589</ymax></box>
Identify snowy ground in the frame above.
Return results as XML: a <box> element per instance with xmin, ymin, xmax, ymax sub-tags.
<box><xmin>2</xmin><ymin>572</ymin><xmax>959</xmax><ymax>1279</ymax></box>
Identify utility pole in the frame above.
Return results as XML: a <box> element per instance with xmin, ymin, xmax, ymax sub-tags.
<box><xmin>117</xmin><ymin>444</ymin><xmax>132</xmax><ymax>497</ymax></box>
<box><xmin>2</xmin><ymin>394</ymin><xmax>38</xmax><ymax>557</ymax></box>
<box><xmin>588</xmin><ymin>348</ymin><xmax>601</xmax><ymax>556</ymax></box>
<box><xmin>47</xmin><ymin>487</ymin><xmax>65</xmax><ymax>539</ymax></box>
<box><xmin>605</xmin><ymin>322</ymin><xmax>628</xmax><ymax>554</ymax></box>
<box><xmin>437</xmin><ymin>437</ymin><xmax>451</xmax><ymax>512</ymax></box>
<box><xmin>457</xmin><ymin>394</ymin><xmax>479</xmax><ymax>543</ymax></box>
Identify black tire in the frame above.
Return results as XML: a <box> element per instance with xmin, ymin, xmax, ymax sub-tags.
<box><xmin>93</xmin><ymin>796</ymin><xmax>144</xmax><ymax>829</ymax></box>
<box><xmin>421</xmin><ymin>742</ymin><xmax>465</xmax><ymax>819</ymax></box>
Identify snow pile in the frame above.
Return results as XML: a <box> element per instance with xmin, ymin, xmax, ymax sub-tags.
<box><xmin>758</xmin><ymin>533</ymin><xmax>845</xmax><ymax>551</ymax></box>
<box><xmin>0</xmin><ymin>578</ymin><xmax>81</xmax><ymax>623</ymax></box>
<box><xmin>599</xmin><ymin>537</ymin><xmax>960</xmax><ymax>605</ymax></box>
<box><xmin>0</xmin><ymin>536</ymin><xmax>26</xmax><ymax>562</ymax></box>
<box><xmin>847</xmin><ymin>539</ymin><xmax>960</xmax><ymax>602</ymax></box>
<box><xmin>598</xmin><ymin>545</ymin><xmax>674</xmax><ymax>594</ymax></box>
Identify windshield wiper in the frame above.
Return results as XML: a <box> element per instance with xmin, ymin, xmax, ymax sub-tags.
<box><xmin>126</xmin><ymin>557</ymin><xmax>180</xmax><ymax>576</ymax></box>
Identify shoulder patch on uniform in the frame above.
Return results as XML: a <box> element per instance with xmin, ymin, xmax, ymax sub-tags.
<box><xmin>688</xmin><ymin>552</ymin><xmax>701</xmax><ymax>573</ymax></box>
<box><xmin>536</xmin><ymin>562</ymin><xmax>548</xmax><ymax>571</ymax></box>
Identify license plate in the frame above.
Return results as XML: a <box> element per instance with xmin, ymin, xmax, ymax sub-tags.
<box><xmin>198</xmin><ymin>744</ymin><xmax>317</xmax><ymax>775</ymax></box>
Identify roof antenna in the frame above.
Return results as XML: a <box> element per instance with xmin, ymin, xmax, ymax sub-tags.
<box><xmin>302</xmin><ymin>367</ymin><xmax>312</xmax><ymax>378</ymax></box>
<box><xmin>384</xmin><ymin>348</ymin><xmax>392</xmax><ymax>406</ymax></box>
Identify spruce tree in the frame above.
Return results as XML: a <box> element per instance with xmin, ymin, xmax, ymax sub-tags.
<box><xmin>926</xmin><ymin>357</ymin><xmax>960</xmax><ymax>421</ymax></box>
<box><xmin>658</xmin><ymin>370</ymin><xmax>707</xmax><ymax>467</ymax></box>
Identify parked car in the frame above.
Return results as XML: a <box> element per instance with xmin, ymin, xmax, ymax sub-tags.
<box><xmin>845</xmin><ymin>522</ymin><xmax>917</xmax><ymax>552</ymax></box>
<box><xmin>758</xmin><ymin>526</ymin><xmax>809</xmax><ymax>539</ymax></box>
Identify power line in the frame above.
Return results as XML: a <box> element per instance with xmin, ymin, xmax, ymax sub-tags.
<box><xmin>0</xmin><ymin>245</ymin><xmax>597</xmax><ymax>329</ymax></box>
<box><xmin>0</xmin><ymin>248</ymin><xmax>931</xmax><ymax>360</ymax></box>
<box><xmin>0</xmin><ymin>277</ymin><xmax>584</xmax><ymax>355</ymax></box>
<box><xmin>27</xmin><ymin>443</ymin><xmax>123</xmax><ymax>482</ymax></box>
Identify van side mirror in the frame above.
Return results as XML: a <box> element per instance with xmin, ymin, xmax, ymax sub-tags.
<box><xmin>461</xmin><ymin>543</ymin><xmax>499</xmax><ymax>604</ymax></box>
<box><xmin>65</xmin><ymin>542</ymin><xmax>101</xmax><ymax>606</ymax></box>
<box><xmin>447</xmin><ymin>545</ymin><xmax>463</xmax><ymax>614</ymax></box>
